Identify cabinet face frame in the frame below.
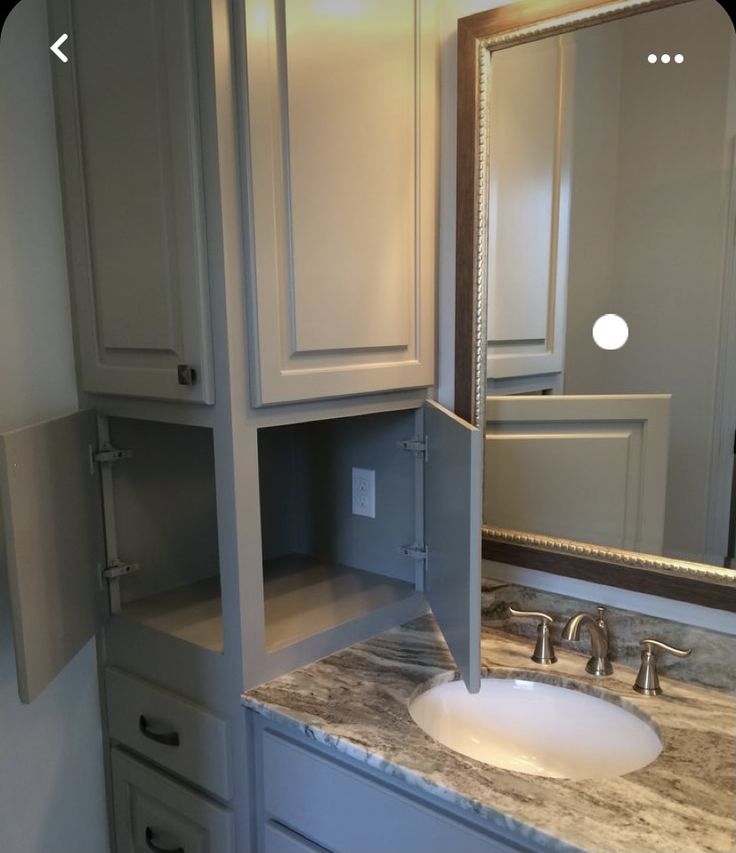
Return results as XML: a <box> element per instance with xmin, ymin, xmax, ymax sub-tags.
<box><xmin>454</xmin><ymin>0</ymin><xmax>736</xmax><ymax>611</ymax></box>
<box><xmin>242</xmin><ymin>0</ymin><xmax>437</xmax><ymax>406</ymax></box>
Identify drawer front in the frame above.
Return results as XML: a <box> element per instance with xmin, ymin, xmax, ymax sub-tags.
<box><xmin>112</xmin><ymin>749</ymin><xmax>234</xmax><ymax>853</ymax></box>
<box><xmin>106</xmin><ymin>667</ymin><xmax>230</xmax><ymax>799</ymax></box>
<box><xmin>261</xmin><ymin>728</ymin><xmax>529</xmax><ymax>853</ymax></box>
<box><xmin>264</xmin><ymin>821</ymin><xmax>331</xmax><ymax>853</ymax></box>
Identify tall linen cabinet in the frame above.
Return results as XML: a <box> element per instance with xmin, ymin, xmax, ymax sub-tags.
<box><xmin>0</xmin><ymin>1</ymin><xmax>483</xmax><ymax>851</ymax></box>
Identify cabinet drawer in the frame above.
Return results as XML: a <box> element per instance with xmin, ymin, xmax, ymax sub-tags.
<box><xmin>261</xmin><ymin>729</ymin><xmax>527</xmax><ymax>853</ymax></box>
<box><xmin>264</xmin><ymin>821</ymin><xmax>331</xmax><ymax>853</ymax></box>
<box><xmin>106</xmin><ymin>667</ymin><xmax>230</xmax><ymax>799</ymax></box>
<box><xmin>112</xmin><ymin>749</ymin><xmax>234</xmax><ymax>853</ymax></box>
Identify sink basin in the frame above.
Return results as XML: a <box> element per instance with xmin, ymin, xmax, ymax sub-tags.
<box><xmin>409</xmin><ymin>676</ymin><xmax>662</xmax><ymax>779</ymax></box>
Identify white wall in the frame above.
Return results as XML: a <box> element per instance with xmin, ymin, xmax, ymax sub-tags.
<box><xmin>0</xmin><ymin>2</ymin><xmax>109</xmax><ymax>851</ymax></box>
<box><xmin>565</xmin><ymin>1</ymin><xmax>734</xmax><ymax>563</ymax></box>
<box><xmin>563</xmin><ymin>22</ymin><xmax>623</xmax><ymax>393</ymax></box>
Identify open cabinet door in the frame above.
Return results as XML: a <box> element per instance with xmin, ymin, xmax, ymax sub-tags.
<box><xmin>0</xmin><ymin>410</ymin><xmax>105</xmax><ymax>702</ymax></box>
<box><xmin>423</xmin><ymin>401</ymin><xmax>482</xmax><ymax>693</ymax></box>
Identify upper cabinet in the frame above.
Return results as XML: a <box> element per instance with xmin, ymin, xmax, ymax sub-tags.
<box><xmin>243</xmin><ymin>0</ymin><xmax>438</xmax><ymax>406</ymax></box>
<box><xmin>49</xmin><ymin>0</ymin><xmax>215</xmax><ymax>404</ymax></box>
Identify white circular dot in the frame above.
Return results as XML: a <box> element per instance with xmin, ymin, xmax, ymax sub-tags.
<box><xmin>675</xmin><ymin>53</ymin><xmax>684</xmax><ymax>64</ymax></box>
<box><xmin>647</xmin><ymin>53</ymin><xmax>657</xmax><ymax>64</ymax></box>
<box><xmin>592</xmin><ymin>314</ymin><xmax>629</xmax><ymax>351</ymax></box>
<box><xmin>661</xmin><ymin>53</ymin><xmax>671</xmax><ymax>64</ymax></box>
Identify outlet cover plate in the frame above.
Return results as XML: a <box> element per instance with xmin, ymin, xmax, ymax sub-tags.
<box><xmin>352</xmin><ymin>467</ymin><xmax>375</xmax><ymax>518</ymax></box>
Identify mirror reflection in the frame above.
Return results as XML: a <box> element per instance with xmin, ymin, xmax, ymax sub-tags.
<box><xmin>483</xmin><ymin>0</ymin><xmax>736</xmax><ymax>569</ymax></box>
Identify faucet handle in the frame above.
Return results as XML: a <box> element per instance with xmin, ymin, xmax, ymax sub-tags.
<box><xmin>507</xmin><ymin>603</ymin><xmax>557</xmax><ymax>665</ymax></box>
<box><xmin>634</xmin><ymin>638</ymin><xmax>692</xmax><ymax>696</ymax></box>
<box><xmin>595</xmin><ymin>606</ymin><xmax>609</xmax><ymax>635</ymax></box>
<box><xmin>507</xmin><ymin>604</ymin><xmax>553</xmax><ymax>624</ymax></box>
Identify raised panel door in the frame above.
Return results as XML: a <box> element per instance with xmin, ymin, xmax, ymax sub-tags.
<box><xmin>244</xmin><ymin>0</ymin><xmax>437</xmax><ymax>405</ymax></box>
<box><xmin>49</xmin><ymin>0</ymin><xmax>214</xmax><ymax>403</ymax></box>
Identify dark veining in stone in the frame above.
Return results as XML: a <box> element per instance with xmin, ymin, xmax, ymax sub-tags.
<box><xmin>244</xmin><ymin>613</ymin><xmax>736</xmax><ymax>853</ymax></box>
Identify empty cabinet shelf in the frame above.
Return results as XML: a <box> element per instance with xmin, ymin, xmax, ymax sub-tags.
<box><xmin>264</xmin><ymin>555</ymin><xmax>414</xmax><ymax>652</ymax></box>
<box><xmin>120</xmin><ymin>576</ymin><xmax>223</xmax><ymax>653</ymax></box>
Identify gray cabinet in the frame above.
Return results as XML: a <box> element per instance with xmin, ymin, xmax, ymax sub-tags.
<box><xmin>251</xmin><ymin>400</ymin><xmax>482</xmax><ymax>691</ymax></box>
<box><xmin>0</xmin><ymin>410</ymin><xmax>225</xmax><ymax>702</ymax></box>
<box><xmin>11</xmin><ymin>3</ymin><xmax>483</xmax><ymax>848</ymax></box>
<box><xmin>0</xmin><ymin>399</ymin><xmax>482</xmax><ymax>703</ymax></box>
<box><xmin>250</xmin><ymin>716</ymin><xmax>538</xmax><ymax>853</ymax></box>
<box><xmin>105</xmin><ymin>667</ymin><xmax>231</xmax><ymax>800</ymax></box>
<box><xmin>263</xmin><ymin>822</ymin><xmax>331</xmax><ymax>853</ymax></box>
<box><xmin>48</xmin><ymin>0</ymin><xmax>214</xmax><ymax>403</ymax></box>
<box><xmin>49</xmin><ymin>0</ymin><xmax>439</xmax><ymax>409</ymax></box>
<box><xmin>111</xmin><ymin>749</ymin><xmax>234</xmax><ymax>853</ymax></box>
<box><xmin>244</xmin><ymin>0</ymin><xmax>438</xmax><ymax>406</ymax></box>
<box><xmin>0</xmin><ymin>398</ymin><xmax>484</xmax><ymax>709</ymax></box>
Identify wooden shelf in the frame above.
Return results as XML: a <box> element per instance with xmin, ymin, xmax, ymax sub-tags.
<box><xmin>264</xmin><ymin>554</ymin><xmax>414</xmax><ymax>652</ymax></box>
<box><xmin>120</xmin><ymin>576</ymin><xmax>223</xmax><ymax>653</ymax></box>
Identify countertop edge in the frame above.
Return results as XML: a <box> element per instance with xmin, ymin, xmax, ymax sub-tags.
<box><xmin>242</xmin><ymin>694</ymin><xmax>587</xmax><ymax>853</ymax></box>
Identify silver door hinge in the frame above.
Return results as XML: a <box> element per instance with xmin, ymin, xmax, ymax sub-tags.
<box><xmin>399</xmin><ymin>544</ymin><xmax>428</xmax><ymax>560</ymax></box>
<box><xmin>101</xmin><ymin>560</ymin><xmax>140</xmax><ymax>581</ymax></box>
<box><xmin>397</xmin><ymin>437</ymin><xmax>428</xmax><ymax>459</ymax></box>
<box><xmin>94</xmin><ymin>447</ymin><xmax>132</xmax><ymax>464</ymax></box>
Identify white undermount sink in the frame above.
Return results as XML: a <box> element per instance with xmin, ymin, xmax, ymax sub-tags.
<box><xmin>409</xmin><ymin>676</ymin><xmax>662</xmax><ymax>780</ymax></box>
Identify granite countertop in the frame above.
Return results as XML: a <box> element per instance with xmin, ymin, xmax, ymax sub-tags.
<box><xmin>243</xmin><ymin>615</ymin><xmax>736</xmax><ymax>853</ymax></box>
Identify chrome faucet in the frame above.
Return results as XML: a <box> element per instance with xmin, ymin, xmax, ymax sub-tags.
<box><xmin>562</xmin><ymin>606</ymin><xmax>613</xmax><ymax>676</ymax></box>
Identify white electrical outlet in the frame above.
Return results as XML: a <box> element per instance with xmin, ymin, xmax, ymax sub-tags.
<box><xmin>351</xmin><ymin>467</ymin><xmax>375</xmax><ymax>518</ymax></box>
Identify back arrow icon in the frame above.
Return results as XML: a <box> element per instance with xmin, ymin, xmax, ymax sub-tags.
<box><xmin>50</xmin><ymin>34</ymin><xmax>68</xmax><ymax>63</ymax></box>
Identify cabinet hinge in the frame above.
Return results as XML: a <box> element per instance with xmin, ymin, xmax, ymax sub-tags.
<box><xmin>397</xmin><ymin>437</ymin><xmax>428</xmax><ymax>460</ymax></box>
<box><xmin>101</xmin><ymin>560</ymin><xmax>141</xmax><ymax>581</ymax></box>
<box><xmin>399</xmin><ymin>544</ymin><xmax>428</xmax><ymax>560</ymax></box>
<box><xmin>94</xmin><ymin>446</ymin><xmax>132</xmax><ymax>464</ymax></box>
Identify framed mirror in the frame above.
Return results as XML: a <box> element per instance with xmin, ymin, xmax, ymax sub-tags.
<box><xmin>454</xmin><ymin>0</ymin><xmax>736</xmax><ymax>610</ymax></box>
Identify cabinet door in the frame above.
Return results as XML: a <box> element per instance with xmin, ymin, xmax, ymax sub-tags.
<box><xmin>48</xmin><ymin>0</ymin><xmax>214</xmax><ymax>403</ymax></box>
<box><xmin>244</xmin><ymin>0</ymin><xmax>437</xmax><ymax>405</ymax></box>
<box><xmin>486</xmin><ymin>36</ymin><xmax>574</xmax><ymax>383</ymax></box>
<box><xmin>111</xmin><ymin>749</ymin><xmax>234</xmax><ymax>853</ymax></box>
<box><xmin>0</xmin><ymin>410</ymin><xmax>105</xmax><ymax>702</ymax></box>
<box><xmin>423</xmin><ymin>401</ymin><xmax>481</xmax><ymax>693</ymax></box>
<box><xmin>484</xmin><ymin>395</ymin><xmax>670</xmax><ymax>554</ymax></box>
<box><xmin>263</xmin><ymin>821</ymin><xmax>330</xmax><ymax>853</ymax></box>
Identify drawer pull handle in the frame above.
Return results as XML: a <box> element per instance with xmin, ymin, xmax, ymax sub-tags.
<box><xmin>145</xmin><ymin>827</ymin><xmax>184</xmax><ymax>853</ymax></box>
<box><xmin>139</xmin><ymin>715</ymin><xmax>180</xmax><ymax>747</ymax></box>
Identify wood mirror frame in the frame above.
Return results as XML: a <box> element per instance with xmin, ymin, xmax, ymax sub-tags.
<box><xmin>454</xmin><ymin>0</ymin><xmax>736</xmax><ymax>612</ymax></box>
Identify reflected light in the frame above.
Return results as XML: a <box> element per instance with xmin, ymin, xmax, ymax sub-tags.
<box><xmin>592</xmin><ymin>314</ymin><xmax>629</xmax><ymax>351</ymax></box>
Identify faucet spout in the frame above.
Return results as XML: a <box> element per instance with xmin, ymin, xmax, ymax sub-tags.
<box><xmin>562</xmin><ymin>610</ymin><xmax>613</xmax><ymax>676</ymax></box>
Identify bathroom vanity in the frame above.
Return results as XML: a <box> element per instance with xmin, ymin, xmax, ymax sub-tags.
<box><xmin>244</xmin><ymin>608</ymin><xmax>736</xmax><ymax>853</ymax></box>
<box><xmin>1</xmin><ymin>0</ymin><xmax>736</xmax><ymax>851</ymax></box>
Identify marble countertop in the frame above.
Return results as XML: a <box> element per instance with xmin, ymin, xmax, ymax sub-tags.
<box><xmin>243</xmin><ymin>616</ymin><xmax>736</xmax><ymax>853</ymax></box>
